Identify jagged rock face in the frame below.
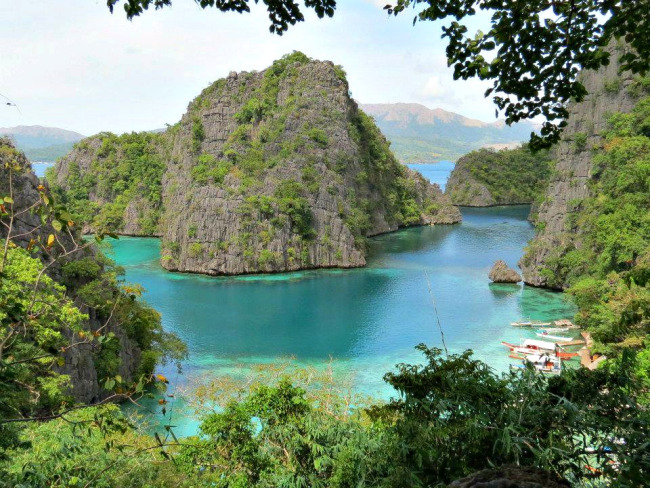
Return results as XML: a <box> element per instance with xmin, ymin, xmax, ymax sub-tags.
<box><xmin>446</xmin><ymin>161</ymin><xmax>496</xmax><ymax>206</ymax></box>
<box><xmin>159</xmin><ymin>56</ymin><xmax>460</xmax><ymax>275</ymax></box>
<box><xmin>55</xmin><ymin>54</ymin><xmax>460</xmax><ymax>276</ymax></box>
<box><xmin>1</xmin><ymin>138</ymin><xmax>142</xmax><ymax>403</ymax></box>
<box><xmin>449</xmin><ymin>466</ymin><xmax>570</xmax><ymax>488</ymax></box>
<box><xmin>488</xmin><ymin>260</ymin><xmax>522</xmax><ymax>283</ymax></box>
<box><xmin>520</xmin><ymin>43</ymin><xmax>642</xmax><ymax>289</ymax></box>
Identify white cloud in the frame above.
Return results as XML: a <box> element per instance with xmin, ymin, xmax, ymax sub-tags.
<box><xmin>0</xmin><ymin>0</ymin><xmax>503</xmax><ymax>134</ymax></box>
<box><xmin>421</xmin><ymin>75</ymin><xmax>450</xmax><ymax>99</ymax></box>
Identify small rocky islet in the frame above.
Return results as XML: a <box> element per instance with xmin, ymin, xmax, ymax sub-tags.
<box><xmin>444</xmin><ymin>144</ymin><xmax>553</xmax><ymax>208</ymax></box>
<box><xmin>51</xmin><ymin>52</ymin><xmax>460</xmax><ymax>276</ymax></box>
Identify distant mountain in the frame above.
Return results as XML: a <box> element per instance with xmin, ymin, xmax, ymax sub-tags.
<box><xmin>0</xmin><ymin>125</ymin><xmax>85</xmax><ymax>161</ymax></box>
<box><xmin>360</xmin><ymin>103</ymin><xmax>537</xmax><ymax>163</ymax></box>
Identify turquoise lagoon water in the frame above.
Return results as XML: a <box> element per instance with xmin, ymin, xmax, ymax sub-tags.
<box><xmin>32</xmin><ymin>162</ymin><xmax>54</xmax><ymax>178</ymax></box>
<box><xmin>406</xmin><ymin>161</ymin><xmax>454</xmax><ymax>191</ymax></box>
<box><xmin>109</xmin><ymin>202</ymin><xmax>575</xmax><ymax>435</ymax></box>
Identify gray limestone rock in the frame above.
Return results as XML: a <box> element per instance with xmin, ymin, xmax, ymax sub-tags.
<box><xmin>450</xmin><ymin>466</ymin><xmax>570</xmax><ymax>488</ymax></box>
<box><xmin>519</xmin><ymin>42</ymin><xmax>643</xmax><ymax>289</ymax></box>
<box><xmin>55</xmin><ymin>55</ymin><xmax>461</xmax><ymax>276</ymax></box>
<box><xmin>489</xmin><ymin>260</ymin><xmax>522</xmax><ymax>283</ymax></box>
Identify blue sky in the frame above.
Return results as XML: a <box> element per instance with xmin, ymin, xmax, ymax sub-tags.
<box><xmin>0</xmin><ymin>0</ymin><xmax>495</xmax><ymax>135</ymax></box>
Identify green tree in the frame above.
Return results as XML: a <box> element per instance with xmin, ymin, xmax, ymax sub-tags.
<box><xmin>0</xmin><ymin>138</ymin><xmax>186</xmax><ymax>468</ymax></box>
<box><xmin>107</xmin><ymin>0</ymin><xmax>336</xmax><ymax>34</ymax></box>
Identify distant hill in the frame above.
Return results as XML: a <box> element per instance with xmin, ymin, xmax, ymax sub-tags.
<box><xmin>360</xmin><ymin>103</ymin><xmax>537</xmax><ymax>163</ymax></box>
<box><xmin>0</xmin><ymin>125</ymin><xmax>85</xmax><ymax>161</ymax></box>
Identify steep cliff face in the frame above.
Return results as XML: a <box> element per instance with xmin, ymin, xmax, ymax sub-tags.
<box><xmin>445</xmin><ymin>146</ymin><xmax>552</xmax><ymax>207</ymax></box>
<box><xmin>1</xmin><ymin>138</ymin><xmax>164</xmax><ymax>403</ymax></box>
<box><xmin>445</xmin><ymin>160</ymin><xmax>495</xmax><ymax>206</ymax></box>
<box><xmin>520</xmin><ymin>43</ymin><xmax>644</xmax><ymax>288</ymax></box>
<box><xmin>54</xmin><ymin>53</ymin><xmax>460</xmax><ymax>275</ymax></box>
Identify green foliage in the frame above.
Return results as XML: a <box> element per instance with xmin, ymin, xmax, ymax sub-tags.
<box><xmin>191</xmin><ymin>117</ymin><xmax>205</xmax><ymax>152</ymax></box>
<box><xmin>0</xmin><ymin>245</ymin><xmax>85</xmax><ymax>437</ymax></box>
<box><xmin>387</xmin><ymin>1</ymin><xmax>650</xmax><ymax>149</ymax></box>
<box><xmin>188</xmin><ymin>242</ymin><xmax>203</xmax><ymax>257</ymax></box>
<box><xmin>307</xmin><ymin>127</ymin><xmax>329</xmax><ymax>146</ymax></box>
<box><xmin>170</xmin><ymin>347</ymin><xmax>649</xmax><ymax>487</ymax></box>
<box><xmin>573</xmin><ymin>132</ymin><xmax>588</xmax><ymax>152</ymax></box>
<box><xmin>604</xmin><ymin>78</ymin><xmax>622</xmax><ymax>94</ymax></box>
<box><xmin>191</xmin><ymin>153</ymin><xmax>232</xmax><ymax>185</ymax></box>
<box><xmin>274</xmin><ymin>180</ymin><xmax>314</xmax><ymax>238</ymax></box>
<box><xmin>532</xmin><ymin>98</ymin><xmax>650</xmax><ymax>364</ymax></box>
<box><xmin>449</xmin><ymin>145</ymin><xmax>553</xmax><ymax>205</ymax></box>
<box><xmin>50</xmin><ymin>131</ymin><xmax>166</xmax><ymax>234</ymax></box>
<box><xmin>1</xmin><ymin>406</ymin><xmax>189</xmax><ymax>488</ymax></box>
<box><xmin>235</xmin><ymin>97</ymin><xmax>268</xmax><ymax>124</ymax></box>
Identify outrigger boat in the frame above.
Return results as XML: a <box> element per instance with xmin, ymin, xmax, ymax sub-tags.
<box><xmin>535</xmin><ymin>327</ymin><xmax>569</xmax><ymax>333</ymax></box>
<box><xmin>535</xmin><ymin>331</ymin><xmax>573</xmax><ymax>342</ymax></box>
<box><xmin>502</xmin><ymin>339</ymin><xmax>579</xmax><ymax>359</ymax></box>
<box><xmin>510</xmin><ymin>353</ymin><xmax>562</xmax><ymax>374</ymax></box>
<box><xmin>510</xmin><ymin>319</ymin><xmax>552</xmax><ymax>327</ymax></box>
<box><xmin>503</xmin><ymin>338</ymin><xmax>556</xmax><ymax>352</ymax></box>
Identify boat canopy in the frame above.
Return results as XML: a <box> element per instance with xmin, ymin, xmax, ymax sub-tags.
<box><xmin>523</xmin><ymin>339</ymin><xmax>557</xmax><ymax>350</ymax></box>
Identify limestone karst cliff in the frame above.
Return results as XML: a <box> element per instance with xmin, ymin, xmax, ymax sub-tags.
<box><xmin>519</xmin><ymin>42</ymin><xmax>646</xmax><ymax>289</ymax></box>
<box><xmin>53</xmin><ymin>53</ymin><xmax>460</xmax><ymax>275</ymax></box>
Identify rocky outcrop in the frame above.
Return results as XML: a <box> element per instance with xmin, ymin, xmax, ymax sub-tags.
<box><xmin>488</xmin><ymin>260</ymin><xmax>522</xmax><ymax>283</ymax></box>
<box><xmin>0</xmin><ymin>137</ymin><xmax>145</xmax><ymax>403</ymax></box>
<box><xmin>450</xmin><ymin>466</ymin><xmax>569</xmax><ymax>488</ymax></box>
<box><xmin>446</xmin><ymin>159</ymin><xmax>496</xmax><ymax>206</ymax></box>
<box><xmin>445</xmin><ymin>146</ymin><xmax>552</xmax><ymax>207</ymax></box>
<box><xmin>54</xmin><ymin>53</ymin><xmax>460</xmax><ymax>276</ymax></box>
<box><xmin>520</xmin><ymin>42</ymin><xmax>644</xmax><ymax>288</ymax></box>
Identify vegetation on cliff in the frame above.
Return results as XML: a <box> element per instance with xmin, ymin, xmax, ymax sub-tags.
<box><xmin>445</xmin><ymin>145</ymin><xmax>552</xmax><ymax>206</ymax></box>
<box><xmin>52</xmin><ymin>52</ymin><xmax>459</xmax><ymax>275</ymax></box>
<box><xmin>49</xmin><ymin>131</ymin><xmax>167</xmax><ymax>235</ymax></box>
<box><xmin>523</xmin><ymin>97</ymin><xmax>650</xmax><ymax>365</ymax></box>
<box><xmin>0</xmin><ymin>139</ymin><xmax>185</xmax><ymax>459</ymax></box>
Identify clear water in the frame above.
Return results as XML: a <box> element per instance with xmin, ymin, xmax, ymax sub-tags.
<box><xmin>406</xmin><ymin>161</ymin><xmax>455</xmax><ymax>191</ymax></box>
<box><xmin>109</xmin><ymin>204</ymin><xmax>575</xmax><ymax>435</ymax></box>
<box><xmin>32</xmin><ymin>162</ymin><xmax>54</xmax><ymax>178</ymax></box>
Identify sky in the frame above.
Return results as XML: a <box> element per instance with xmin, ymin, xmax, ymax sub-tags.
<box><xmin>0</xmin><ymin>0</ymin><xmax>496</xmax><ymax>136</ymax></box>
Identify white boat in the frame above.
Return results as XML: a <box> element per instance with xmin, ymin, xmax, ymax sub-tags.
<box><xmin>536</xmin><ymin>327</ymin><xmax>569</xmax><ymax>333</ymax></box>
<box><xmin>502</xmin><ymin>339</ymin><xmax>557</xmax><ymax>354</ymax></box>
<box><xmin>535</xmin><ymin>331</ymin><xmax>573</xmax><ymax>342</ymax></box>
<box><xmin>510</xmin><ymin>353</ymin><xmax>562</xmax><ymax>374</ymax></box>
<box><xmin>503</xmin><ymin>339</ymin><xmax>579</xmax><ymax>360</ymax></box>
<box><xmin>510</xmin><ymin>319</ymin><xmax>552</xmax><ymax>327</ymax></box>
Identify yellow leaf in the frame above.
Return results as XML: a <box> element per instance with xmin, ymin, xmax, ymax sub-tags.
<box><xmin>47</xmin><ymin>234</ymin><xmax>55</xmax><ymax>247</ymax></box>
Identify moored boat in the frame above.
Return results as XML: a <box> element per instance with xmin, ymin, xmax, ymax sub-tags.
<box><xmin>510</xmin><ymin>319</ymin><xmax>552</xmax><ymax>327</ymax></box>
<box><xmin>510</xmin><ymin>353</ymin><xmax>563</xmax><ymax>374</ymax></box>
<box><xmin>502</xmin><ymin>339</ymin><xmax>579</xmax><ymax>359</ymax></box>
<box><xmin>502</xmin><ymin>338</ymin><xmax>557</xmax><ymax>352</ymax></box>
<box><xmin>535</xmin><ymin>331</ymin><xmax>573</xmax><ymax>342</ymax></box>
<box><xmin>535</xmin><ymin>327</ymin><xmax>570</xmax><ymax>333</ymax></box>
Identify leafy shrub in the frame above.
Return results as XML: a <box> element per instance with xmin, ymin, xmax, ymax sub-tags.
<box><xmin>191</xmin><ymin>117</ymin><xmax>205</xmax><ymax>152</ymax></box>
